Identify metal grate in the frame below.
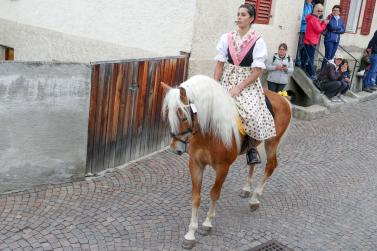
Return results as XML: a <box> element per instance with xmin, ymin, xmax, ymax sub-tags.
<box><xmin>248</xmin><ymin>240</ymin><xmax>293</xmax><ymax>251</ymax></box>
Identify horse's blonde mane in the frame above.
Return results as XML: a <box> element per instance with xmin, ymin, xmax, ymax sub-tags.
<box><xmin>163</xmin><ymin>75</ymin><xmax>240</xmax><ymax>150</ymax></box>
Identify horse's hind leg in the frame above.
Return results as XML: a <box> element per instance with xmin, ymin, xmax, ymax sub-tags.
<box><xmin>240</xmin><ymin>164</ymin><xmax>257</xmax><ymax>198</ymax></box>
<box><xmin>200</xmin><ymin>164</ymin><xmax>229</xmax><ymax>235</ymax></box>
<box><xmin>249</xmin><ymin>139</ymin><xmax>279</xmax><ymax>210</ymax></box>
<box><xmin>182</xmin><ymin>159</ymin><xmax>204</xmax><ymax>249</ymax></box>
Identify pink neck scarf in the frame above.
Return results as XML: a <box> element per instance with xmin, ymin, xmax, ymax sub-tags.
<box><xmin>228</xmin><ymin>29</ymin><xmax>260</xmax><ymax>66</ymax></box>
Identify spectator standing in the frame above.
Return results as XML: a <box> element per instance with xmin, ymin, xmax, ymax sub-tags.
<box><xmin>267</xmin><ymin>43</ymin><xmax>294</xmax><ymax>92</ymax></box>
<box><xmin>296</xmin><ymin>0</ymin><xmax>314</xmax><ymax>67</ymax></box>
<box><xmin>363</xmin><ymin>30</ymin><xmax>377</xmax><ymax>92</ymax></box>
<box><xmin>322</xmin><ymin>5</ymin><xmax>345</xmax><ymax>69</ymax></box>
<box><xmin>317</xmin><ymin>54</ymin><xmax>348</xmax><ymax>101</ymax></box>
<box><xmin>302</xmin><ymin>3</ymin><xmax>329</xmax><ymax>79</ymax></box>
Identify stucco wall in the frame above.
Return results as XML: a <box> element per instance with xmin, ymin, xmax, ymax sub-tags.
<box><xmin>0</xmin><ymin>0</ymin><xmax>197</xmax><ymax>60</ymax></box>
<box><xmin>0</xmin><ymin>18</ymin><xmax>161</xmax><ymax>62</ymax></box>
<box><xmin>189</xmin><ymin>0</ymin><xmax>244</xmax><ymax>76</ymax></box>
<box><xmin>0</xmin><ymin>62</ymin><xmax>91</xmax><ymax>193</ymax></box>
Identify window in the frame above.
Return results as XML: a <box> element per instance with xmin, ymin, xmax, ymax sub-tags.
<box><xmin>0</xmin><ymin>45</ymin><xmax>14</xmax><ymax>60</ymax></box>
<box><xmin>361</xmin><ymin>0</ymin><xmax>376</xmax><ymax>35</ymax></box>
<box><xmin>340</xmin><ymin>0</ymin><xmax>363</xmax><ymax>33</ymax></box>
<box><xmin>245</xmin><ymin>0</ymin><xmax>273</xmax><ymax>24</ymax></box>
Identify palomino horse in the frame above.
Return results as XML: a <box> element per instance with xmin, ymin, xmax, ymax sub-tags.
<box><xmin>162</xmin><ymin>75</ymin><xmax>291</xmax><ymax>249</ymax></box>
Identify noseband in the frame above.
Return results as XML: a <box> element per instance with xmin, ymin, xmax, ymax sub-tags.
<box><xmin>169</xmin><ymin>103</ymin><xmax>197</xmax><ymax>152</ymax></box>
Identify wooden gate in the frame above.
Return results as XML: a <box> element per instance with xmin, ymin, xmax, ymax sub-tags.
<box><xmin>86</xmin><ymin>55</ymin><xmax>189</xmax><ymax>174</ymax></box>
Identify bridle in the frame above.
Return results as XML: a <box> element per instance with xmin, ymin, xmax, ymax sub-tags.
<box><xmin>169</xmin><ymin>103</ymin><xmax>198</xmax><ymax>153</ymax></box>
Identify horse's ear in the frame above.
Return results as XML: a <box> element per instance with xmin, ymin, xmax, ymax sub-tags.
<box><xmin>161</xmin><ymin>82</ymin><xmax>172</xmax><ymax>92</ymax></box>
<box><xmin>179</xmin><ymin>87</ymin><xmax>186</xmax><ymax>97</ymax></box>
<box><xmin>179</xmin><ymin>87</ymin><xmax>188</xmax><ymax>103</ymax></box>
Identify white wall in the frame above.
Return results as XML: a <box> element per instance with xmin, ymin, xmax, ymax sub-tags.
<box><xmin>253</xmin><ymin>1</ymin><xmax>303</xmax><ymax>59</ymax></box>
<box><xmin>0</xmin><ymin>0</ymin><xmax>197</xmax><ymax>61</ymax></box>
<box><xmin>0</xmin><ymin>18</ymin><xmax>161</xmax><ymax>62</ymax></box>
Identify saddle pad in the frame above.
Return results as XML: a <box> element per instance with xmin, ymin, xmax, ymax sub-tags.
<box><xmin>236</xmin><ymin>115</ymin><xmax>246</xmax><ymax>136</ymax></box>
<box><xmin>265</xmin><ymin>95</ymin><xmax>274</xmax><ymax>118</ymax></box>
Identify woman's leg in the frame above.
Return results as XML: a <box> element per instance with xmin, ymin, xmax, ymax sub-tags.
<box><xmin>340</xmin><ymin>81</ymin><xmax>350</xmax><ymax>94</ymax></box>
<box><xmin>276</xmin><ymin>84</ymin><xmax>285</xmax><ymax>92</ymax></box>
<box><xmin>364</xmin><ymin>54</ymin><xmax>377</xmax><ymax>88</ymax></box>
<box><xmin>330</xmin><ymin>42</ymin><xmax>339</xmax><ymax>60</ymax></box>
<box><xmin>321</xmin><ymin>81</ymin><xmax>342</xmax><ymax>98</ymax></box>
<box><xmin>267</xmin><ymin>81</ymin><xmax>275</xmax><ymax>92</ymax></box>
<box><xmin>322</xmin><ymin>41</ymin><xmax>333</xmax><ymax>70</ymax></box>
<box><xmin>268</xmin><ymin>81</ymin><xmax>280</xmax><ymax>92</ymax></box>
<box><xmin>304</xmin><ymin>44</ymin><xmax>316</xmax><ymax>79</ymax></box>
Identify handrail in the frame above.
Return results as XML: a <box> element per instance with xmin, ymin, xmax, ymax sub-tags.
<box><xmin>338</xmin><ymin>44</ymin><xmax>359</xmax><ymax>64</ymax></box>
<box><xmin>312</xmin><ymin>40</ymin><xmax>360</xmax><ymax>88</ymax></box>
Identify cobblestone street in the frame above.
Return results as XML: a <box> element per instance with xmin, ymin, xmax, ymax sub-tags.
<box><xmin>1</xmin><ymin>99</ymin><xmax>377</xmax><ymax>251</ymax></box>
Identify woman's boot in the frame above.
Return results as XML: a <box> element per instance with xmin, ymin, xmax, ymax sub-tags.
<box><xmin>246</xmin><ymin>146</ymin><xmax>261</xmax><ymax>165</ymax></box>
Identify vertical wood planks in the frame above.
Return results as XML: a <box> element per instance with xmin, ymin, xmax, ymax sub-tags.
<box><xmin>85</xmin><ymin>55</ymin><xmax>189</xmax><ymax>174</ymax></box>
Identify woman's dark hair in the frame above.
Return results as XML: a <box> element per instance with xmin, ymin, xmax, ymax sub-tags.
<box><xmin>278</xmin><ymin>43</ymin><xmax>288</xmax><ymax>50</ymax></box>
<box><xmin>239</xmin><ymin>3</ymin><xmax>256</xmax><ymax>23</ymax></box>
<box><xmin>332</xmin><ymin>5</ymin><xmax>341</xmax><ymax>11</ymax></box>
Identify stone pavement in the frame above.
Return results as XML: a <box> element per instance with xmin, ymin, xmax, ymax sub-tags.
<box><xmin>1</xmin><ymin>99</ymin><xmax>377</xmax><ymax>251</ymax></box>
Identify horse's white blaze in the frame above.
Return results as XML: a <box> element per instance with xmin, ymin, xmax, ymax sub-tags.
<box><xmin>202</xmin><ymin>200</ymin><xmax>217</xmax><ymax>228</ymax></box>
<box><xmin>184</xmin><ymin>206</ymin><xmax>199</xmax><ymax>240</ymax></box>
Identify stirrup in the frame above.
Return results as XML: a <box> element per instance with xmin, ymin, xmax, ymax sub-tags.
<box><xmin>246</xmin><ymin>147</ymin><xmax>261</xmax><ymax>165</ymax></box>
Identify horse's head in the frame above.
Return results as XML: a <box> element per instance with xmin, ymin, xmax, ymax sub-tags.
<box><xmin>162</xmin><ymin>82</ymin><xmax>197</xmax><ymax>155</ymax></box>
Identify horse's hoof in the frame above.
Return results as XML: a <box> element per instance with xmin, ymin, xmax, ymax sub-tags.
<box><xmin>239</xmin><ymin>190</ymin><xmax>251</xmax><ymax>198</ymax></box>
<box><xmin>198</xmin><ymin>226</ymin><xmax>212</xmax><ymax>236</ymax></box>
<box><xmin>249</xmin><ymin>203</ymin><xmax>260</xmax><ymax>211</ymax></box>
<box><xmin>182</xmin><ymin>239</ymin><xmax>196</xmax><ymax>249</ymax></box>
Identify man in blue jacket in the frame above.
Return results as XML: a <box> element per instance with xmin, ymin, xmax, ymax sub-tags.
<box><xmin>322</xmin><ymin>5</ymin><xmax>345</xmax><ymax>69</ymax></box>
<box><xmin>364</xmin><ymin>30</ymin><xmax>377</xmax><ymax>92</ymax></box>
<box><xmin>296</xmin><ymin>0</ymin><xmax>314</xmax><ymax>67</ymax></box>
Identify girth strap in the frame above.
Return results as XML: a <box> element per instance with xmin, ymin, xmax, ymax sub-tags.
<box><xmin>265</xmin><ymin>96</ymin><xmax>274</xmax><ymax>118</ymax></box>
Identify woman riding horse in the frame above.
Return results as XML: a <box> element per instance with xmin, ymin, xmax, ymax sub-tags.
<box><xmin>214</xmin><ymin>3</ymin><xmax>276</xmax><ymax>165</ymax></box>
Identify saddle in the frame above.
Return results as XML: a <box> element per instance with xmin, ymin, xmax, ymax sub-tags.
<box><xmin>238</xmin><ymin>95</ymin><xmax>274</xmax><ymax>153</ymax></box>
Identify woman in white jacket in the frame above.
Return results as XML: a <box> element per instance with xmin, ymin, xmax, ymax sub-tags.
<box><xmin>267</xmin><ymin>43</ymin><xmax>294</xmax><ymax>92</ymax></box>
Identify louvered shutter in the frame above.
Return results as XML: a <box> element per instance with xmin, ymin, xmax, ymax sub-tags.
<box><xmin>245</xmin><ymin>0</ymin><xmax>273</xmax><ymax>24</ymax></box>
<box><xmin>340</xmin><ymin>0</ymin><xmax>351</xmax><ymax>26</ymax></box>
<box><xmin>361</xmin><ymin>0</ymin><xmax>376</xmax><ymax>35</ymax></box>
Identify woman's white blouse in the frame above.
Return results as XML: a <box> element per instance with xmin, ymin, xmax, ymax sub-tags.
<box><xmin>214</xmin><ymin>33</ymin><xmax>268</xmax><ymax>69</ymax></box>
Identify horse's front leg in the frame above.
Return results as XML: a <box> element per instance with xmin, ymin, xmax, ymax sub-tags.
<box><xmin>239</xmin><ymin>164</ymin><xmax>257</xmax><ymax>198</ymax></box>
<box><xmin>249</xmin><ymin>144</ymin><xmax>278</xmax><ymax>211</ymax></box>
<box><xmin>182</xmin><ymin>159</ymin><xmax>204</xmax><ymax>249</ymax></box>
<box><xmin>200</xmin><ymin>164</ymin><xmax>229</xmax><ymax>236</ymax></box>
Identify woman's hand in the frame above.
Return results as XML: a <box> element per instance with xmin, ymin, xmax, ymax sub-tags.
<box><xmin>340</xmin><ymin>64</ymin><xmax>347</xmax><ymax>73</ymax></box>
<box><xmin>229</xmin><ymin>85</ymin><xmax>243</xmax><ymax>97</ymax></box>
<box><xmin>275</xmin><ymin>65</ymin><xmax>284</xmax><ymax>71</ymax></box>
